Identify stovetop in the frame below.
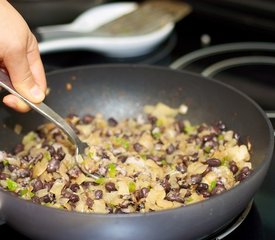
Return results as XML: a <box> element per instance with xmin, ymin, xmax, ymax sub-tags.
<box><xmin>2</xmin><ymin>2</ymin><xmax>275</xmax><ymax>239</ymax></box>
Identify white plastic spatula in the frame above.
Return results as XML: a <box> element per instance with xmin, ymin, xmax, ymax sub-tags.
<box><xmin>37</xmin><ymin>2</ymin><xmax>138</xmax><ymax>41</ymax></box>
<box><xmin>37</xmin><ymin>2</ymin><xmax>192</xmax><ymax>58</ymax></box>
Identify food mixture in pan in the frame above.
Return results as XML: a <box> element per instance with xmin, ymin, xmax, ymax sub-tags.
<box><xmin>0</xmin><ymin>103</ymin><xmax>252</xmax><ymax>213</ymax></box>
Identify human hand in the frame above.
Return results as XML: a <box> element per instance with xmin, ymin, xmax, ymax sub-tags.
<box><xmin>0</xmin><ymin>0</ymin><xmax>46</xmax><ymax>112</ymax></box>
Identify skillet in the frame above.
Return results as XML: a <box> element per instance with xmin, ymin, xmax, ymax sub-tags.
<box><xmin>0</xmin><ymin>64</ymin><xmax>273</xmax><ymax>240</ymax></box>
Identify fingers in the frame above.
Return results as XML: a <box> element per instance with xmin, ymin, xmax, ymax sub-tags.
<box><xmin>27</xmin><ymin>36</ymin><xmax>47</xmax><ymax>93</ymax></box>
<box><xmin>4</xmin><ymin>41</ymin><xmax>45</xmax><ymax>103</ymax></box>
<box><xmin>3</xmin><ymin>34</ymin><xmax>46</xmax><ymax>112</ymax></box>
<box><xmin>0</xmin><ymin>0</ymin><xmax>47</xmax><ymax>112</ymax></box>
<box><xmin>3</xmin><ymin>94</ymin><xmax>30</xmax><ymax>112</ymax></box>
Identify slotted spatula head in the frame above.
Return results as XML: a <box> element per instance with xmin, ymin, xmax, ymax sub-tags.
<box><xmin>91</xmin><ymin>1</ymin><xmax>192</xmax><ymax>37</ymax></box>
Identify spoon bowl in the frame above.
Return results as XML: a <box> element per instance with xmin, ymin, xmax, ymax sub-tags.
<box><xmin>0</xmin><ymin>70</ymin><xmax>98</xmax><ymax>179</ymax></box>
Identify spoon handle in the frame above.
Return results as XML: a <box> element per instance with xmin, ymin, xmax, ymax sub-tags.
<box><xmin>0</xmin><ymin>70</ymin><xmax>87</xmax><ymax>153</ymax></box>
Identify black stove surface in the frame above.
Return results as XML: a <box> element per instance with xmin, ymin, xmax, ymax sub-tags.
<box><xmin>2</xmin><ymin>2</ymin><xmax>275</xmax><ymax>239</ymax></box>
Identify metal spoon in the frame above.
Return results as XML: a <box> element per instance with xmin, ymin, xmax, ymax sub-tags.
<box><xmin>0</xmin><ymin>70</ymin><xmax>98</xmax><ymax>179</ymax></box>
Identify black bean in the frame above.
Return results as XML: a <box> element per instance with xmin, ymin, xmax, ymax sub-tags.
<box><xmin>140</xmin><ymin>187</ymin><xmax>149</xmax><ymax>198</ymax></box>
<box><xmin>69</xmin><ymin>194</ymin><xmax>80</xmax><ymax>203</ymax></box>
<box><xmin>0</xmin><ymin>172</ymin><xmax>8</xmax><ymax>180</ymax></box>
<box><xmin>69</xmin><ymin>123</ymin><xmax>80</xmax><ymax>135</ymax></box>
<box><xmin>44</xmin><ymin>181</ymin><xmax>54</xmax><ymax>191</ymax></box>
<box><xmin>81</xmin><ymin>181</ymin><xmax>95</xmax><ymax>188</ymax></box>
<box><xmin>53</xmin><ymin>129</ymin><xmax>65</xmax><ymax>141</ymax></box>
<box><xmin>105</xmin><ymin>182</ymin><xmax>117</xmax><ymax>192</ymax></box>
<box><xmin>190</xmin><ymin>174</ymin><xmax>202</xmax><ymax>185</ymax></box>
<box><xmin>147</xmin><ymin>155</ymin><xmax>160</xmax><ymax>162</ymax></box>
<box><xmin>53</xmin><ymin>147</ymin><xmax>65</xmax><ymax>161</ymax></box>
<box><xmin>236</xmin><ymin>167</ymin><xmax>252</xmax><ymax>182</ymax></box>
<box><xmin>176</xmin><ymin>120</ymin><xmax>184</xmax><ymax>133</ymax></box>
<box><xmin>211</xmin><ymin>185</ymin><xmax>226</xmax><ymax>195</ymax></box>
<box><xmin>118</xmin><ymin>155</ymin><xmax>127</xmax><ymax>163</ymax></box>
<box><xmin>215</xmin><ymin>121</ymin><xmax>226</xmax><ymax>132</ymax></box>
<box><xmin>206</xmin><ymin>158</ymin><xmax>221</xmax><ymax>167</ymax></box>
<box><xmin>95</xmin><ymin>190</ymin><xmax>103</xmax><ymax>200</ymax></box>
<box><xmin>229</xmin><ymin>162</ymin><xmax>239</xmax><ymax>174</ymax></box>
<box><xmin>42</xmin><ymin>144</ymin><xmax>55</xmax><ymax>156</ymax></box>
<box><xmin>166</xmin><ymin>144</ymin><xmax>175</xmax><ymax>155</ymax></box>
<box><xmin>202</xmin><ymin>134</ymin><xmax>215</xmax><ymax>143</ymax></box>
<box><xmin>13</xmin><ymin>143</ymin><xmax>24</xmax><ymax>155</ymax></box>
<box><xmin>35</xmin><ymin>129</ymin><xmax>46</xmax><ymax>139</ymax></box>
<box><xmin>114</xmin><ymin>208</ymin><xmax>126</xmax><ymax>214</ymax></box>
<box><xmin>178</xmin><ymin>181</ymin><xmax>189</xmax><ymax>189</ymax></box>
<box><xmin>148</xmin><ymin>155</ymin><xmax>160</xmax><ymax>162</ymax></box>
<box><xmin>0</xmin><ymin>162</ymin><xmax>4</xmax><ymax>171</ymax></box>
<box><xmin>202</xmin><ymin>166</ymin><xmax>212</xmax><ymax>177</ymax></box>
<box><xmin>185</xmin><ymin>190</ymin><xmax>192</xmax><ymax>198</ymax></box>
<box><xmin>234</xmin><ymin>132</ymin><xmax>240</xmax><ymax>141</ymax></box>
<box><xmin>67</xmin><ymin>113</ymin><xmax>78</xmax><ymax>119</ymax></box>
<box><xmin>179</xmin><ymin>155</ymin><xmax>189</xmax><ymax>164</ymax></box>
<box><xmin>47</xmin><ymin>159</ymin><xmax>60</xmax><ymax>173</ymax></box>
<box><xmin>197</xmin><ymin>124</ymin><xmax>208</xmax><ymax>133</ymax></box>
<box><xmin>8</xmin><ymin>164</ymin><xmax>18</xmax><ymax>172</ymax></box>
<box><xmin>148</xmin><ymin>115</ymin><xmax>157</xmax><ymax>125</ymax></box>
<box><xmin>67</xmin><ymin>167</ymin><xmax>81</xmax><ymax>178</ymax></box>
<box><xmin>62</xmin><ymin>190</ymin><xmax>73</xmax><ymax>199</ymax></box>
<box><xmin>70</xmin><ymin>183</ymin><xmax>80</xmax><ymax>193</ymax></box>
<box><xmin>165</xmin><ymin>191</ymin><xmax>185</xmax><ymax>203</ymax></box>
<box><xmin>82</xmin><ymin>114</ymin><xmax>94</xmax><ymax>124</ymax></box>
<box><xmin>134</xmin><ymin>190</ymin><xmax>142</xmax><ymax>202</ymax></box>
<box><xmin>120</xmin><ymin>201</ymin><xmax>131</xmax><ymax>209</ymax></box>
<box><xmin>42</xmin><ymin>193</ymin><xmax>55</xmax><ymax>203</ymax></box>
<box><xmin>86</xmin><ymin>197</ymin><xmax>94</xmax><ymax>208</ymax></box>
<box><xmin>108</xmin><ymin>118</ymin><xmax>118</xmax><ymax>127</ymax></box>
<box><xmin>202</xmin><ymin>191</ymin><xmax>211</xmax><ymax>198</ymax></box>
<box><xmin>33</xmin><ymin>179</ymin><xmax>43</xmax><ymax>192</ymax></box>
<box><xmin>161</xmin><ymin>178</ymin><xmax>171</xmax><ymax>193</ymax></box>
<box><xmin>133</xmin><ymin>143</ymin><xmax>143</xmax><ymax>152</ymax></box>
<box><xmin>34</xmin><ymin>153</ymin><xmax>44</xmax><ymax>162</ymax></box>
<box><xmin>176</xmin><ymin>163</ymin><xmax>187</xmax><ymax>174</ymax></box>
<box><xmin>196</xmin><ymin>183</ymin><xmax>209</xmax><ymax>193</ymax></box>
<box><xmin>101</xmin><ymin>151</ymin><xmax>110</xmax><ymax>159</ymax></box>
<box><xmin>18</xmin><ymin>169</ymin><xmax>31</xmax><ymax>178</ymax></box>
<box><xmin>31</xmin><ymin>196</ymin><xmax>41</xmax><ymax>204</ymax></box>
<box><xmin>134</xmin><ymin>187</ymin><xmax>149</xmax><ymax>201</ymax></box>
<box><xmin>190</xmin><ymin>152</ymin><xmax>199</xmax><ymax>162</ymax></box>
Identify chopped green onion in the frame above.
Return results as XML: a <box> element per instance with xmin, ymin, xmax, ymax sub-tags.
<box><xmin>209</xmin><ymin>180</ymin><xmax>217</xmax><ymax>191</ymax></box>
<box><xmin>152</xmin><ymin>132</ymin><xmax>161</xmax><ymax>139</ymax></box>
<box><xmin>156</xmin><ymin>119</ymin><xmax>164</xmax><ymax>127</ymax></box>
<box><xmin>221</xmin><ymin>156</ymin><xmax>230</xmax><ymax>167</ymax></box>
<box><xmin>44</xmin><ymin>151</ymin><xmax>51</xmax><ymax>161</ymax></box>
<box><xmin>20</xmin><ymin>189</ymin><xmax>28</xmax><ymax>196</ymax></box>
<box><xmin>184</xmin><ymin>124</ymin><xmax>196</xmax><ymax>134</ymax></box>
<box><xmin>20</xmin><ymin>189</ymin><xmax>34</xmax><ymax>198</ymax></box>
<box><xmin>128</xmin><ymin>182</ymin><xmax>136</xmax><ymax>193</ymax></box>
<box><xmin>204</xmin><ymin>146</ymin><xmax>212</xmax><ymax>153</ymax></box>
<box><xmin>140</xmin><ymin>154</ymin><xmax>147</xmax><ymax>160</ymax></box>
<box><xmin>161</xmin><ymin>159</ymin><xmax>167</xmax><ymax>165</ymax></box>
<box><xmin>88</xmin><ymin>151</ymin><xmax>95</xmax><ymax>159</ymax></box>
<box><xmin>95</xmin><ymin>177</ymin><xmax>105</xmax><ymax>185</ymax></box>
<box><xmin>185</xmin><ymin>197</ymin><xmax>194</xmax><ymax>203</ymax></box>
<box><xmin>113</xmin><ymin>137</ymin><xmax>129</xmax><ymax>150</ymax></box>
<box><xmin>218</xmin><ymin>135</ymin><xmax>224</xmax><ymax>141</ymax></box>
<box><xmin>108</xmin><ymin>163</ymin><xmax>117</xmax><ymax>178</ymax></box>
<box><xmin>22</xmin><ymin>132</ymin><xmax>36</xmax><ymax>144</ymax></box>
<box><xmin>6</xmin><ymin>179</ymin><xmax>17</xmax><ymax>191</ymax></box>
<box><xmin>3</xmin><ymin>159</ymin><xmax>9</xmax><ymax>166</ymax></box>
